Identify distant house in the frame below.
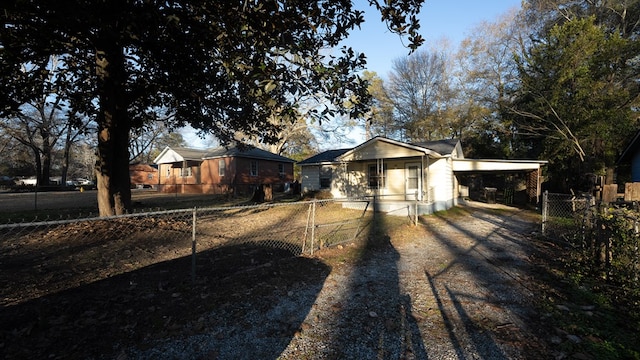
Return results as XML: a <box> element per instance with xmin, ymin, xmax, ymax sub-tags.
<box><xmin>153</xmin><ymin>145</ymin><xmax>295</xmax><ymax>195</ymax></box>
<box><xmin>298</xmin><ymin>137</ymin><xmax>546</xmax><ymax>215</ymax></box>
<box><xmin>129</xmin><ymin>163</ymin><xmax>158</xmax><ymax>189</ymax></box>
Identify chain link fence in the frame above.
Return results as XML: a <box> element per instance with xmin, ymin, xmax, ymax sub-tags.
<box><xmin>541</xmin><ymin>190</ymin><xmax>594</xmax><ymax>240</ymax></box>
<box><xmin>541</xmin><ymin>190</ymin><xmax>640</xmax><ymax>303</ymax></box>
<box><xmin>0</xmin><ymin>198</ymin><xmax>375</xmax><ymax>306</ymax></box>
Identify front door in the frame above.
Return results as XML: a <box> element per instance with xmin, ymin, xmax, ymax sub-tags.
<box><xmin>405</xmin><ymin>163</ymin><xmax>421</xmax><ymax>200</ymax></box>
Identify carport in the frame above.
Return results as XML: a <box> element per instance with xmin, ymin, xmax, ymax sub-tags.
<box><xmin>452</xmin><ymin>159</ymin><xmax>547</xmax><ymax>205</ymax></box>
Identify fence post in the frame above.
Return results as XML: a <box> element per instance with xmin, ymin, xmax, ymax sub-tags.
<box><xmin>542</xmin><ymin>190</ymin><xmax>548</xmax><ymax>236</ymax></box>
<box><xmin>310</xmin><ymin>200</ymin><xmax>316</xmax><ymax>255</ymax></box>
<box><xmin>191</xmin><ymin>206</ymin><xmax>197</xmax><ymax>283</ymax></box>
<box><xmin>414</xmin><ymin>193</ymin><xmax>418</xmax><ymax>226</ymax></box>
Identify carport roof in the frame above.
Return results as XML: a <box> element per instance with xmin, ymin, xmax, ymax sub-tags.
<box><xmin>452</xmin><ymin>158</ymin><xmax>547</xmax><ymax>172</ymax></box>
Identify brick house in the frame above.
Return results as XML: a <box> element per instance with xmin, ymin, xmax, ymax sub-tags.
<box><xmin>154</xmin><ymin>145</ymin><xmax>295</xmax><ymax>195</ymax></box>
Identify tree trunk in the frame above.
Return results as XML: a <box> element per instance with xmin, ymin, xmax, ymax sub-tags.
<box><xmin>94</xmin><ymin>42</ymin><xmax>132</xmax><ymax>216</ymax></box>
<box><xmin>41</xmin><ymin>138</ymin><xmax>51</xmax><ymax>186</ymax></box>
<box><xmin>32</xmin><ymin>145</ymin><xmax>42</xmax><ymax>186</ymax></box>
<box><xmin>61</xmin><ymin>126</ymin><xmax>72</xmax><ymax>187</ymax></box>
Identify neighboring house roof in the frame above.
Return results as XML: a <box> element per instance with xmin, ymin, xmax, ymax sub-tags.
<box><xmin>412</xmin><ymin>139</ymin><xmax>460</xmax><ymax>156</ymax></box>
<box><xmin>154</xmin><ymin>147</ymin><xmax>209</xmax><ymax>164</ymax></box>
<box><xmin>297</xmin><ymin>149</ymin><xmax>352</xmax><ymax>165</ymax></box>
<box><xmin>154</xmin><ymin>145</ymin><xmax>294</xmax><ymax>164</ymax></box>
<box><xmin>203</xmin><ymin>145</ymin><xmax>295</xmax><ymax>163</ymax></box>
<box><xmin>618</xmin><ymin>129</ymin><xmax>640</xmax><ymax>164</ymax></box>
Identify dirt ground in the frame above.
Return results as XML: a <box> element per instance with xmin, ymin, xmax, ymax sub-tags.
<box><xmin>1</xmin><ymin>200</ymin><xmax>561</xmax><ymax>359</ymax></box>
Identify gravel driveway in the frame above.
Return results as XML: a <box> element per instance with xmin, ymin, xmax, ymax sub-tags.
<box><xmin>121</xmin><ymin>200</ymin><xmax>549</xmax><ymax>359</ymax></box>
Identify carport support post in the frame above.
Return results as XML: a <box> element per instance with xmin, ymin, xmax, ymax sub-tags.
<box><xmin>191</xmin><ymin>206</ymin><xmax>197</xmax><ymax>283</ymax></box>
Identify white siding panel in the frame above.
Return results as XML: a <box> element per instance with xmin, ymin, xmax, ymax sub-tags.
<box><xmin>341</xmin><ymin>141</ymin><xmax>424</xmax><ymax>161</ymax></box>
<box><xmin>427</xmin><ymin>158</ymin><xmax>454</xmax><ymax>210</ymax></box>
<box><xmin>301</xmin><ymin>165</ymin><xmax>320</xmax><ymax>193</ymax></box>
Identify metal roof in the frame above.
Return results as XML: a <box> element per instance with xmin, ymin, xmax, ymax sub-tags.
<box><xmin>411</xmin><ymin>139</ymin><xmax>460</xmax><ymax>156</ymax></box>
<box><xmin>154</xmin><ymin>145</ymin><xmax>294</xmax><ymax>164</ymax></box>
<box><xmin>296</xmin><ymin>149</ymin><xmax>352</xmax><ymax>165</ymax></box>
<box><xmin>203</xmin><ymin>145</ymin><xmax>295</xmax><ymax>163</ymax></box>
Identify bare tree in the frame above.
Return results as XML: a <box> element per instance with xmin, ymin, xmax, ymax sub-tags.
<box><xmin>385</xmin><ymin>48</ymin><xmax>453</xmax><ymax>142</ymax></box>
<box><xmin>453</xmin><ymin>8</ymin><xmax>530</xmax><ymax>156</ymax></box>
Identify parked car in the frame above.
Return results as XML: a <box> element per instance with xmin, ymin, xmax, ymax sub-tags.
<box><xmin>15</xmin><ymin>177</ymin><xmax>37</xmax><ymax>186</ymax></box>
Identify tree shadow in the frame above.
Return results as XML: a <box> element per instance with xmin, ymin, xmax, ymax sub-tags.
<box><xmin>0</xmin><ymin>241</ymin><xmax>330</xmax><ymax>359</ymax></box>
<box><xmin>324</xmin><ymin>197</ymin><xmax>428</xmax><ymax>359</ymax></box>
<box><xmin>419</xmin><ymin>203</ymin><xmax>549</xmax><ymax>358</ymax></box>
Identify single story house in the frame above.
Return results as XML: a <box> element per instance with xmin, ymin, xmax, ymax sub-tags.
<box><xmin>129</xmin><ymin>163</ymin><xmax>158</xmax><ymax>189</ymax></box>
<box><xmin>154</xmin><ymin>145</ymin><xmax>295</xmax><ymax>195</ymax></box>
<box><xmin>298</xmin><ymin>137</ymin><xmax>547</xmax><ymax>215</ymax></box>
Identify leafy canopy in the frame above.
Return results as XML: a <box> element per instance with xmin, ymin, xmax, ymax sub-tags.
<box><xmin>0</xmin><ymin>0</ymin><xmax>424</xmax><ymax>215</ymax></box>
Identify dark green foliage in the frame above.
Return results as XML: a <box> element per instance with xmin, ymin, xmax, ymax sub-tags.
<box><xmin>510</xmin><ymin>16</ymin><xmax>639</xmax><ymax>192</ymax></box>
<box><xmin>0</xmin><ymin>0</ymin><xmax>425</xmax><ymax>215</ymax></box>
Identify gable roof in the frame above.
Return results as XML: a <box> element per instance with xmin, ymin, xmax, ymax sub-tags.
<box><xmin>203</xmin><ymin>145</ymin><xmax>294</xmax><ymax>163</ymax></box>
<box><xmin>154</xmin><ymin>145</ymin><xmax>294</xmax><ymax>164</ymax></box>
<box><xmin>338</xmin><ymin>136</ymin><xmax>442</xmax><ymax>161</ymax></box>
<box><xmin>297</xmin><ymin>149</ymin><xmax>351</xmax><ymax>165</ymax></box>
<box><xmin>154</xmin><ymin>147</ymin><xmax>209</xmax><ymax>164</ymax></box>
<box><xmin>297</xmin><ymin>137</ymin><xmax>466</xmax><ymax>166</ymax></box>
<box><xmin>412</xmin><ymin>139</ymin><xmax>460</xmax><ymax>156</ymax></box>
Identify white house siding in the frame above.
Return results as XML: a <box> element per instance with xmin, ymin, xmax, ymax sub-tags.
<box><xmin>426</xmin><ymin>157</ymin><xmax>456</xmax><ymax>212</ymax></box>
<box><xmin>301</xmin><ymin>165</ymin><xmax>321</xmax><ymax>193</ymax></box>
<box><xmin>341</xmin><ymin>141</ymin><xmax>425</xmax><ymax>161</ymax></box>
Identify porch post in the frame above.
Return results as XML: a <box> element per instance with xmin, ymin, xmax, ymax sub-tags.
<box><xmin>426</xmin><ymin>156</ymin><xmax>430</xmax><ymax>203</ymax></box>
<box><xmin>420</xmin><ymin>156</ymin><xmax>424</xmax><ymax>201</ymax></box>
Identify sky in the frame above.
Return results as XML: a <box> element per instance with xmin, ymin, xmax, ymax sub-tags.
<box><xmin>182</xmin><ymin>0</ymin><xmax>523</xmax><ymax>149</ymax></box>
<box><xmin>341</xmin><ymin>0</ymin><xmax>523</xmax><ymax>78</ymax></box>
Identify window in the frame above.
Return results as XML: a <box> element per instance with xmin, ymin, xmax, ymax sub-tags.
<box><xmin>147</xmin><ymin>173</ymin><xmax>154</xmax><ymax>180</ymax></box>
<box><xmin>219</xmin><ymin>159</ymin><xmax>226</xmax><ymax>176</ymax></box>
<box><xmin>250</xmin><ymin>161</ymin><xmax>258</xmax><ymax>176</ymax></box>
<box><xmin>319</xmin><ymin>165</ymin><xmax>332</xmax><ymax>189</ymax></box>
<box><xmin>180</xmin><ymin>167</ymin><xmax>192</xmax><ymax>177</ymax></box>
<box><xmin>278</xmin><ymin>163</ymin><xmax>285</xmax><ymax>178</ymax></box>
<box><xmin>368</xmin><ymin>164</ymin><xmax>387</xmax><ymax>189</ymax></box>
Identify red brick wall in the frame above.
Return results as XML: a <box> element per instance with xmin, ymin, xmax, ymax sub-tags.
<box><xmin>158</xmin><ymin>158</ymin><xmax>293</xmax><ymax>194</ymax></box>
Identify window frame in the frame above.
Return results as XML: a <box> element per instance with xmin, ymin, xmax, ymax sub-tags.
<box><xmin>180</xmin><ymin>166</ymin><xmax>192</xmax><ymax>177</ymax></box>
<box><xmin>219</xmin><ymin>159</ymin><xmax>226</xmax><ymax>177</ymax></box>
<box><xmin>319</xmin><ymin>165</ymin><xmax>332</xmax><ymax>189</ymax></box>
<box><xmin>368</xmin><ymin>163</ymin><xmax>387</xmax><ymax>189</ymax></box>
<box><xmin>250</xmin><ymin>160</ymin><xmax>258</xmax><ymax>176</ymax></box>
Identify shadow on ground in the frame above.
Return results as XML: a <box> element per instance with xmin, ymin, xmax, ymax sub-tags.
<box><xmin>420</xmin><ymin>203</ymin><xmax>549</xmax><ymax>358</ymax></box>
<box><xmin>0</xmin><ymin>242</ymin><xmax>330</xmax><ymax>359</ymax></box>
<box><xmin>324</xmin><ymin>198</ymin><xmax>428</xmax><ymax>358</ymax></box>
